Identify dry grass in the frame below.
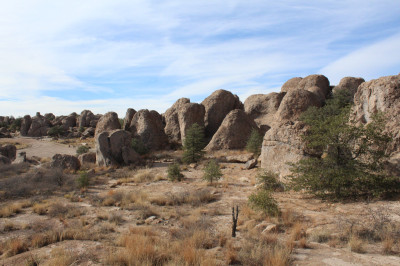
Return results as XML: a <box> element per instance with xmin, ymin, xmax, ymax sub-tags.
<box><xmin>3</xmin><ymin>220</ymin><xmax>18</xmax><ymax>232</ymax></box>
<box><xmin>290</xmin><ymin>222</ymin><xmax>306</xmax><ymax>241</ymax></box>
<box><xmin>382</xmin><ymin>236</ymin><xmax>395</xmax><ymax>254</ymax></box>
<box><xmin>32</xmin><ymin>202</ymin><xmax>49</xmax><ymax>215</ymax></box>
<box><xmin>349</xmin><ymin>235</ymin><xmax>365</xmax><ymax>253</ymax></box>
<box><xmin>5</xmin><ymin>238</ymin><xmax>28</xmax><ymax>257</ymax></box>
<box><xmin>134</xmin><ymin>169</ymin><xmax>154</xmax><ymax>183</ymax></box>
<box><xmin>0</xmin><ymin>202</ymin><xmax>23</xmax><ymax>218</ymax></box>
<box><xmin>310</xmin><ymin>228</ymin><xmax>331</xmax><ymax>243</ymax></box>
<box><xmin>43</xmin><ymin>248</ymin><xmax>75</xmax><ymax>266</ymax></box>
<box><xmin>263</xmin><ymin>245</ymin><xmax>292</xmax><ymax>266</ymax></box>
<box><xmin>109</xmin><ymin>212</ymin><xmax>124</xmax><ymax>225</ymax></box>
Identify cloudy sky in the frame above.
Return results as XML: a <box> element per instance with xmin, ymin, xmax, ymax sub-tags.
<box><xmin>0</xmin><ymin>0</ymin><xmax>399</xmax><ymax>117</ymax></box>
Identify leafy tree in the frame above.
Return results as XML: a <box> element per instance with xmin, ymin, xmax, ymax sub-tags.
<box><xmin>290</xmin><ymin>90</ymin><xmax>399</xmax><ymax>200</ymax></box>
<box><xmin>203</xmin><ymin>159</ymin><xmax>222</xmax><ymax>184</ymax></box>
<box><xmin>246</xmin><ymin>128</ymin><xmax>263</xmax><ymax>156</ymax></box>
<box><xmin>9</xmin><ymin>117</ymin><xmax>22</xmax><ymax>132</ymax></box>
<box><xmin>167</xmin><ymin>163</ymin><xmax>184</xmax><ymax>181</ymax></box>
<box><xmin>182</xmin><ymin>123</ymin><xmax>206</xmax><ymax>164</ymax></box>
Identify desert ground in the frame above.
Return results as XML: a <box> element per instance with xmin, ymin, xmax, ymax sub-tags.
<box><xmin>1</xmin><ymin>137</ymin><xmax>400</xmax><ymax>265</ymax></box>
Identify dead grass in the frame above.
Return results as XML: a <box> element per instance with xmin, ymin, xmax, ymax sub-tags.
<box><xmin>5</xmin><ymin>238</ymin><xmax>29</xmax><ymax>257</ymax></box>
<box><xmin>43</xmin><ymin>248</ymin><xmax>75</xmax><ymax>266</ymax></box>
<box><xmin>32</xmin><ymin>202</ymin><xmax>49</xmax><ymax>215</ymax></box>
<box><xmin>382</xmin><ymin>236</ymin><xmax>395</xmax><ymax>254</ymax></box>
<box><xmin>0</xmin><ymin>202</ymin><xmax>23</xmax><ymax>218</ymax></box>
<box><xmin>349</xmin><ymin>235</ymin><xmax>365</xmax><ymax>253</ymax></box>
<box><xmin>134</xmin><ymin>169</ymin><xmax>154</xmax><ymax>183</ymax></box>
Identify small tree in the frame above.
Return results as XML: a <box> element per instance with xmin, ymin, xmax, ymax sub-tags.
<box><xmin>246</xmin><ymin>128</ymin><xmax>263</xmax><ymax>156</ymax></box>
<box><xmin>48</xmin><ymin>125</ymin><xmax>65</xmax><ymax>138</ymax></box>
<box><xmin>248</xmin><ymin>190</ymin><xmax>279</xmax><ymax>216</ymax></box>
<box><xmin>77</xmin><ymin>171</ymin><xmax>90</xmax><ymax>189</ymax></box>
<box><xmin>256</xmin><ymin>170</ymin><xmax>280</xmax><ymax>191</ymax></box>
<box><xmin>76</xmin><ymin>145</ymin><xmax>89</xmax><ymax>155</ymax></box>
<box><xmin>203</xmin><ymin>159</ymin><xmax>222</xmax><ymax>184</ymax></box>
<box><xmin>182</xmin><ymin>123</ymin><xmax>206</xmax><ymax>164</ymax></box>
<box><xmin>167</xmin><ymin>163</ymin><xmax>184</xmax><ymax>181</ymax></box>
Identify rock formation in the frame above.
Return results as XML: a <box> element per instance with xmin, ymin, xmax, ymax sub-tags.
<box><xmin>78</xmin><ymin>152</ymin><xmax>96</xmax><ymax>165</ymax></box>
<box><xmin>206</xmin><ymin>109</ymin><xmax>259</xmax><ymax>151</ymax></box>
<box><xmin>96</xmin><ymin>129</ymin><xmax>139</xmax><ymax>166</ymax></box>
<box><xmin>95</xmin><ymin>112</ymin><xmax>121</xmax><ymax>136</ymax></box>
<box><xmin>0</xmin><ymin>144</ymin><xmax>16</xmax><ymax>162</ymax></box>
<box><xmin>78</xmin><ymin>110</ymin><xmax>95</xmax><ymax>128</ymax></box>
<box><xmin>333</xmin><ymin>77</ymin><xmax>365</xmax><ymax>97</ymax></box>
<box><xmin>20</xmin><ymin>115</ymin><xmax>32</xmax><ymax>136</ymax></box>
<box><xmin>123</xmin><ymin>108</ymin><xmax>137</xmax><ymax>131</ymax></box>
<box><xmin>51</xmin><ymin>154</ymin><xmax>81</xmax><ymax>171</ymax></box>
<box><xmin>202</xmin><ymin>89</ymin><xmax>243</xmax><ymax>138</ymax></box>
<box><xmin>27</xmin><ymin>112</ymin><xmax>51</xmax><ymax>137</ymax></box>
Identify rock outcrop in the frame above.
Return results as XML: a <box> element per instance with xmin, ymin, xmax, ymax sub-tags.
<box><xmin>244</xmin><ymin>92</ymin><xmax>285</xmax><ymax>129</ymax></box>
<box><xmin>0</xmin><ymin>155</ymin><xmax>10</xmax><ymax>165</ymax></box>
<box><xmin>164</xmin><ymin>98</ymin><xmax>190</xmax><ymax>143</ymax></box>
<box><xmin>129</xmin><ymin>109</ymin><xmax>168</xmax><ymax>151</ymax></box>
<box><xmin>78</xmin><ymin>110</ymin><xmax>95</xmax><ymax>128</ymax></box>
<box><xmin>51</xmin><ymin>154</ymin><xmax>81</xmax><ymax>171</ymax></box>
<box><xmin>123</xmin><ymin>108</ymin><xmax>137</xmax><ymax>131</ymax></box>
<box><xmin>27</xmin><ymin>112</ymin><xmax>51</xmax><ymax>137</ymax></box>
<box><xmin>95</xmin><ymin>112</ymin><xmax>121</xmax><ymax>136</ymax></box>
<box><xmin>20</xmin><ymin>115</ymin><xmax>32</xmax><ymax>136</ymax></box>
<box><xmin>96</xmin><ymin>129</ymin><xmax>139</xmax><ymax>166</ymax></box>
<box><xmin>352</xmin><ymin>74</ymin><xmax>400</xmax><ymax>154</ymax></box>
<box><xmin>333</xmin><ymin>77</ymin><xmax>365</xmax><ymax>97</ymax></box>
<box><xmin>206</xmin><ymin>109</ymin><xmax>259</xmax><ymax>150</ymax></box>
<box><xmin>61</xmin><ymin>113</ymin><xmax>77</xmax><ymax>130</ymax></box>
<box><xmin>202</xmin><ymin>89</ymin><xmax>243</xmax><ymax>138</ymax></box>
<box><xmin>0</xmin><ymin>144</ymin><xmax>16</xmax><ymax>162</ymax></box>
<box><xmin>78</xmin><ymin>152</ymin><xmax>96</xmax><ymax>165</ymax></box>
<box><xmin>281</xmin><ymin>77</ymin><xmax>302</xmax><ymax>93</ymax></box>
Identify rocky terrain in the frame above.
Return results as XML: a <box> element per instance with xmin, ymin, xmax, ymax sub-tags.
<box><xmin>0</xmin><ymin>73</ymin><xmax>399</xmax><ymax>265</ymax></box>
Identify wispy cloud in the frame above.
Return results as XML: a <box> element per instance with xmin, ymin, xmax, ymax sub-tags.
<box><xmin>0</xmin><ymin>0</ymin><xmax>399</xmax><ymax>117</ymax></box>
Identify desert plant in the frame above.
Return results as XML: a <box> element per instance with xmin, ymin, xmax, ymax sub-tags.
<box><xmin>79</xmin><ymin>126</ymin><xmax>85</xmax><ymax>133</ymax></box>
<box><xmin>48</xmin><ymin>125</ymin><xmax>65</xmax><ymax>138</ymax></box>
<box><xmin>76</xmin><ymin>145</ymin><xmax>89</xmax><ymax>155</ymax></box>
<box><xmin>256</xmin><ymin>170</ymin><xmax>281</xmax><ymax>191</ymax></box>
<box><xmin>246</xmin><ymin>128</ymin><xmax>263</xmax><ymax>156</ymax></box>
<box><xmin>248</xmin><ymin>190</ymin><xmax>279</xmax><ymax>216</ymax></box>
<box><xmin>203</xmin><ymin>159</ymin><xmax>222</xmax><ymax>184</ymax></box>
<box><xmin>167</xmin><ymin>163</ymin><xmax>184</xmax><ymax>181</ymax></box>
<box><xmin>131</xmin><ymin>138</ymin><xmax>149</xmax><ymax>155</ymax></box>
<box><xmin>77</xmin><ymin>171</ymin><xmax>89</xmax><ymax>188</ymax></box>
<box><xmin>182</xmin><ymin>123</ymin><xmax>206</xmax><ymax>164</ymax></box>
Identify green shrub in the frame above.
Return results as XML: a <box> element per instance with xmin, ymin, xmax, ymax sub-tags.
<box><xmin>248</xmin><ymin>190</ymin><xmax>279</xmax><ymax>216</ymax></box>
<box><xmin>182</xmin><ymin>123</ymin><xmax>206</xmax><ymax>164</ymax></box>
<box><xmin>167</xmin><ymin>163</ymin><xmax>184</xmax><ymax>181</ymax></box>
<box><xmin>79</xmin><ymin>126</ymin><xmax>85</xmax><ymax>133</ymax></box>
<box><xmin>48</xmin><ymin>126</ymin><xmax>65</xmax><ymax>138</ymax></box>
<box><xmin>256</xmin><ymin>170</ymin><xmax>281</xmax><ymax>191</ymax></box>
<box><xmin>76</xmin><ymin>146</ymin><xmax>89</xmax><ymax>155</ymax></box>
<box><xmin>77</xmin><ymin>172</ymin><xmax>90</xmax><ymax>189</ymax></box>
<box><xmin>203</xmin><ymin>160</ymin><xmax>222</xmax><ymax>184</ymax></box>
<box><xmin>246</xmin><ymin>128</ymin><xmax>263</xmax><ymax>156</ymax></box>
<box><xmin>131</xmin><ymin>138</ymin><xmax>148</xmax><ymax>155</ymax></box>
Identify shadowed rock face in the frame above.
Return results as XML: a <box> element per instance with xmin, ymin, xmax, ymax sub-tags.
<box><xmin>51</xmin><ymin>154</ymin><xmax>81</xmax><ymax>171</ymax></box>
<box><xmin>202</xmin><ymin>89</ymin><xmax>243</xmax><ymax>139</ymax></box>
<box><xmin>123</xmin><ymin>108</ymin><xmax>137</xmax><ymax>131</ymax></box>
<box><xmin>28</xmin><ymin>113</ymin><xmax>51</xmax><ymax>137</ymax></box>
<box><xmin>78</xmin><ymin>110</ymin><xmax>96</xmax><ymax>128</ymax></box>
<box><xmin>129</xmin><ymin>109</ymin><xmax>168</xmax><ymax>151</ymax></box>
<box><xmin>0</xmin><ymin>144</ymin><xmax>16</xmax><ymax>161</ymax></box>
<box><xmin>333</xmin><ymin>77</ymin><xmax>365</xmax><ymax>97</ymax></box>
<box><xmin>96</xmin><ymin>129</ymin><xmax>139</xmax><ymax>167</ymax></box>
<box><xmin>352</xmin><ymin>74</ymin><xmax>400</xmax><ymax>154</ymax></box>
<box><xmin>205</xmin><ymin>109</ymin><xmax>259</xmax><ymax>151</ymax></box>
<box><xmin>20</xmin><ymin>115</ymin><xmax>32</xmax><ymax>136</ymax></box>
<box><xmin>95</xmin><ymin>112</ymin><xmax>121</xmax><ymax>137</ymax></box>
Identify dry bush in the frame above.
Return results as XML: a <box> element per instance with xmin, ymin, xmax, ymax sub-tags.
<box><xmin>309</xmin><ymin>228</ymin><xmax>331</xmax><ymax>243</ymax></box>
<box><xmin>134</xmin><ymin>169</ymin><xmax>154</xmax><ymax>183</ymax></box>
<box><xmin>225</xmin><ymin>241</ymin><xmax>239</xmax><ymax>265</ymax></box>
<box><xmin>348</xmin><ymin>235</ymin><xmax>365</xmax><ymax>253</ymax></box>
<box><xmin>5</xmin><ymin>238</ymin><xmax>28</xmax><ymax>257</ymax></box>
<box><xmin>133</xmin><ymin>203</ymin><xmax>159</xmax><ymax>220</ymax></box>
<box><xmin>0</xmin><ymin>202</ymin><xmax>23</xmax><ymax>218</ymax></box>
<box><xmin>32</xmin><ymin>202</ymin><xmax>49</xmax><ymax>215</ymax></box>
<box><xmin>3</xmin><ymin>220</ymin><xmax>18</xmax><ymax>232</ymax></box>
<box><xmin>263</xmin><ymin>245</ymin><xmax>292</xmax><ymax>266</ymax></box>
<box><xmin>47</xmin><ymin>201</ymin><xmax>82</xmax><ymax>218</ymax></box>
<box><xmin>109</xmin><ymin>212</ymin><xmax>124</xmax><ymax>225</ymax></box>
<box><xmin>382</xmin><ymin>236</ymin><xmax>395</xmax><ymax>254</ymax></box>
<box><xmin>290</xmin><ymin>222</ymin><xmax>306</xmax><ymax>242</ymax></box>
<box><xmin>0</xmin><ymin>162</ymin><xmax>30</xmax><ymax>178</ymax></box>
<box><xmin>97</xmin><ymin>211</ymin><xmax>109</xmax><ymax>221</ymax></box>
<box><xmin>43</xmin><ymin>248</ymin><xmax>75</xmax><ymax>266</ymax></box>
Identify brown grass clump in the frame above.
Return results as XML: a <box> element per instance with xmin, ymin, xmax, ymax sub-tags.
<box><xmin>134</xmin><ymin>169</ymin><xmax>154</xmax><ymax>183</ymax></box>
<box><xmin>3</xmin><ymin>220</ymin><xmax>18</xmax><ymax>232</ymax></box>
<box><xmin>43</xmin><ymin>248</ymin><xmax>75</xmax><ymax>266</ymax></box>
<box><xmin>32</xmin><ymin>202</ymin><xmax>49</xmax><ymax>215</ymax></box>
<box><xmin>382</xmin><ymin>236</ymin><xmax>395</xmax><ymax>254</ymax></box>
<box><xmin>0</xmin><ymin>202</ymin><xmax>23</xmax><ymax>218</ymax></box>
<box><xmin>263</xmin><ymin>245</ymin><xmax>292</xmax><ymax>266</ymax></box>
<box><xmin>348</xmin><ymin>235</ymin><xmax>365</xmax><ymax>253</ymax></box>
<box><xmin>5</xmin><ymin>238</ymin><xmax>28</xmax><ymax>257</ymax></box>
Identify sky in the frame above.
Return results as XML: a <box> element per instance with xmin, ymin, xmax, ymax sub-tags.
<box><xmin>0</xmin><ymin>0</ymin><xmax>399</xmax><ymax>118</ymax></box>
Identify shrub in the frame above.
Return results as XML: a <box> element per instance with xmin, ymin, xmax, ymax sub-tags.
<box><xmin>77</xmin><ymin>172</ymin><xmax>90</xmax><ymax>188</ymax></box>
<box><xmin>76</xmin><ymin>145</ymin><xmax>89</xmax><ymax>155</ymax></box>
<box><xmin>131</xmin><ymin>138</ymin><xmax>149</xmax><ymax>155</ymax></box>
<box><xmin>182</xmin><ymin>123</ymin><xmax>206</xmax><ymax>164</ymax></box>
<box><xmin>78</xmin><ymin>126</ymin><xmax>85</xmax><ymax>133</ymax></box>
<box><xmin>203</xmin><ymin>160</ymin><xmax>222</xmax><ymax>184</ymax></box>
<box><xmin>256</xmin><ymin>170</ymin><xmax>281</xmax><ymax>191</ymax></box>
<box><xmin>9</xmin><ymin>118</ymin><xmax>22</xmax><ymax>132</ymax></box>
<box><xmin>248</xmin><ymin>190</ymin><xmax>279</xmax><ymax>216</ymax></box>
<box><xmin>48</xmin><ymin>125</ymin><xmax>65</xmax><ymax>138</ymax></box>
<box><xmin>167</xmin><ymin>163</ymin><xmax>184</xmax><ymax>181</ymax></box>
<box><xmin>246</xmin><ymin>128</ymin><xmax>263</xmax><ymax>156</ymax></box>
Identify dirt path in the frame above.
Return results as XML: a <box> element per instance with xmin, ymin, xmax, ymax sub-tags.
<box><xmin>0</xmin><ymin>137</ymin><xmax>76</xmax><ymax>158</ymax></box>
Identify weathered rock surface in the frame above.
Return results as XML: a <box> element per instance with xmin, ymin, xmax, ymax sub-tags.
<box><xmin>164</xmin><ymin>98</ymin><xmax>190</xmax><ymax>143</ymax></box>
<box><xmin>202</xmin><ymin>89</ymin><xmax>244</xmax><ymax>138</ymax></box>
<box><xmin>352</xmin><ymin>74</ymin><xmax>400</xmax><ymax>154</ymax></box>
<box><xmin>297</xmin><ymin>74</ymin><xmax>330</xmax><ymax>98</ymax></box>
<box><xmin>178</xmin><ymin>103</ymin><xmax>205</xmax><ymax>142</ymax></box>
<box><xmin>14</xmin><ymin>152</ymin><xmax>26</xmax><ymax>164</ymax></box>
<box><xmin>333</xmin><ymin>77</ymin><xmax>365</xmax><ymax>97</ymax></box>
<box><xmin>78</xmin><ymin>152</ymin><xmax>96</xmax><ymax>165</ymax></box>
<box><xmin>95</xmin><ymin>112</ymin><xmax>121</xmax><ymax>136</ymax></box>
<box><xmin>44</xmin><ymin>113</ymin><xmax>55</xmax><ymax>122</ymax></box>
<box><xmin>78</xmin><ymin>110</ymin><xmax>95</xmax><ymax>128</ymax></box>
<box><xmin>275</xmin><ymin>89</ymin><xmax>322</xmax><ymax>121</ymax></box>
<box><xmin>244</xmin><ymin>92</ymin><xmax>285</xmax><ymax>128</ymax></box>
<box><xmin>27</xmin><ymin>112</ymin><xmax>51</xmax><ymax>137</ymax></box>
<box><xmin>61</xmin><ymin>113</ymin><xmax>77</xmax><ymax>130</ymax></box>
<box><xmin>245</xmin><ymin>158</ymin><xmax>257</xmax><ymax>170</ymax></box>
<box><xmin>123</xmin><ymin>108</ymin><xmax>137</xmax><ymax>131</ymax></box>
<box><xmin>206</xmin><ymin>109</ymin><xmax>259</xmax><ymax>151</ymax></box>
<box><xmin>0</xmin><ymin>155</ymin><xmax>10</xmax><ymax>165</ymax></box>
<box><xmin>129</xmin><ymin>109</ymin><xmax>168</xmax><ymax>151</ymax></box>
<box><xmin>281</xmin><ymin>77</ymin><xmax>302</xmax><ymax>92</ymax></box>
<box><xmin>96</xmin><ymin>129</ymin><xmax>139</xmax><ymax>166</ymax></box>
<box><xmin>0</xmin><ymin>144</ymin><xmax>16</xmax><ymax>161</ymax></box>
<box><xmin>82</xmin><ymin>127</ymin><xmax>95</xmax><ymax>138</ymax></box>
<box><xmin>260</xmin><ymin>121</ymin><xmax>308</xmax><ymax>178</ymax></box>
<box><xmin>51</xmin><ymin>154</ymin><xmax>81</xmax><ymax>171</ymax></box>
<box><xmin>20</xmin><ymin>115</ymin><xmax>32</xmax><ymax>136</ymax></box>
<box><xmin>225</xmin><ymin>153</ymin><xmax>254</xmax><ymax>163</ymax></box>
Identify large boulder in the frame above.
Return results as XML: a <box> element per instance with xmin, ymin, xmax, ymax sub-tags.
<box><xmin>123</xmin><ymin>108</ymin><xmax>137</xmax><ymax>131</ymax></box>
<box><xmin>61</xmin><ymin>113</ymin><xmax>77</xmax><ymax>130</ymax></box>
<box><xmin>297</xmin><ymin>74</ymin><xmax>330</xmax><ymax>97</ymax></box>
<box><xmin>164</xmin><ymin>98</ymin><xmax>190</xmax><ymax>143</ymax></box>
<box><xmin>96</xmin><ymin>129</ymin><xmax>139</xmax><ymax>166</ymax></box>
<box><xmin>95</xmin><ymin>112</ymin><xmax>121</xmax><ymax>136</ymax></box>
<box><xmin>205</xmin><ymin>109</ymin><xmax>259</xmax><ymax>151</ymax></box>
<box><xmin>51</xmin><ymin>154</ymin><xmax>81</xmax><ymax>171</ymax></box>
<box><xmin>20</xmin><ymin>115</ymin><xmax>32</xmax><ymax>136</ymax></box>
<box><xmin>129</xmin><ymin>109</ymin><xmax>168</xmax><ymax>151</ymax></box>
<box><xmin>352</xmin><ymin>74</ymin><xmax>400</xmax><ymax>154</ymax></box>
<box><xmin>0</xmin><ymin>144</ymin><xmax>16</xmax><ymax>161</ymax></box>
<box><xmin>78</xmin><ymin>110</ymin><xmax>95</xmax><ymax>128</ymax></box>
<box><xmin>260</xmin><ymin>121</ymin><xmax>308</xmax><ymax>178</ymax></box>
<box><xmin>78</xmin><ymin>152</ymin><xmax>96</xmax><ymax>165</ymax></box>
<box><xmin>28</xmin><ymin>112</ymin><xmax>51</xmax><ymax>137</ymax></box>
<box><xmin>202</xmin><ymin>89</ymin><xmax>244</xmax><ymax>138</ymax></box>
<box><xmin>281</xmin><ymin>77</ymin><xmax>302</xmax><ymax>93</ymax></box>
<box><xmin>44</xmin><ymin>113</ymin><xmax>55</xmax><ymax>122</ymax></box>
<box><xmin>244</xmin><ymin>92</ymin><xmax>285</xmax><ymax>129</ymax></box>
<box><xmin>275</xmin><ymin>89</ymin><xmax>322</xmax><ymax>121</ymax></box>
<box><xmin>333</xmin><ymin>77</ymin><xmax>365</xmax><ymax>97</ymax></box>
<box><xmin>0</xmin><ymin>155</ymin><xmax>10</xmax><ymax>165</ymax></box>
<box><xmin>178</xmin><ymin>103</ymin><xmax>205</xmax><ymax>141</ymax></box>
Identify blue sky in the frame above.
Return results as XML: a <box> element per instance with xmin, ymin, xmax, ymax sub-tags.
<box><xmin>0</xmin><ymin>0</ymin><xmax>399</xmax><ymax>117</ymax></box>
